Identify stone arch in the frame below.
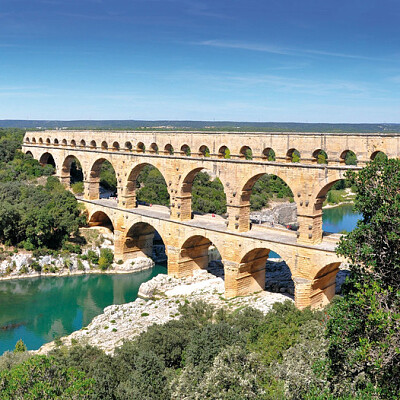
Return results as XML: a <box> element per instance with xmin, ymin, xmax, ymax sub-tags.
<box><xmin>125</xmin><ymin>141</ymin><xmax>132</xmax><ymax>151</ymax></box>
<box><xmin>199</xmin><ymin>145</ymin><xmax>210</xmax><ymax>157</ymax></box>
<box><xmin>101</xmin><ymin>141</ymin><xmax>108</xmax><ymax>150</ymax></box>
<box><xmin>176</xmin><ymin>235</ymin><xmax>223</xmax><ymax>278</ymax></box>
<box><xmin>137</xmin><ymin>142</ymin><xmax>145</xmax><ymax>153</ymax></box>
<box><xmin>25</xmin><ymin>151</ymin><xmax>33</xmax><ymax>157</ymax></box>
<box><xmin>240</xmin><ymin>145</ymin><xmax>253</xmax><ymax>160</ymax></box>
<box><xmin>80</xmin><ymin>139</ymin><xmax>86</xmax><ymax>147</ymax></box>
<box><xmin>181</xmin><ymin>144</ymin><xmax>191</xmax><ymax>156</ymax></box>
<box><xmin>176</xmin><ymin>167</ymin><xmax>227</xmax><ymax>220</ymax></box>
<box><xmin>112</xmin><ymin>141</ymin><xmax>120</xmax><ymax>151</ymax></box>
<box><xmin>61</xmin><ymin>154</ymin><xmax>85</xmax><ymax>188</ymax></box>
<box><xmin>45</xmin><ymin>138</ymin><xmax>51</xmax><ymax>145</ymax></box>
<box><xmin>54</xmin><ymin>138</ymin><xmax>59</xmax><ymax>145</ymax></box>
<box><xmin>32</xmin><ymin>137</ymin><xmax>37</xmax><ymax>143</ymax></box>
<box><xmin>370</xmin><ymin>150</ymin><xmax>387</xmax><ymax>161</ymax></box>
<box><xmin>286</xmin><ymin>148</ymin><xmax>300</xmax><ymax>163</ymax></box>
<box><xmin>312</xmin><ymin>149</ymin><xmax>328</xmax><ymax>164</ymax></box>
<box><xmin>236</xmin><ymin>172</ymin><xmax>295</xmax><ymax>232</ymax></box>
<box><xmin>88</xmin><ymin>157</ymin><xmax>118</xmax><ymax>200</ymax></box>
<box><xmin>39</xmin><ymin>152</ymin><xmax>56</xmax><ymax>168</ymax></box>
<box><xmin>164</xmin><ymin>144</ymin><xmax>174</xmax><ymax>155</ymax></box>
<box><xmin>218</xmin><ymin>145</ymin><xmax>230</xmax><ymax>159</ymax></box>
<box><xmin>39</xmin><ymin>137</ymin><xmax>43</xmax><ymax>144</ymax></box>
<box><xmin>121</xmin><ymin>163</ymin><xmax>170</xmax><ymax>209</ymax></box>
<box><xmin>61</xmin><ymin>139</ymin><xmax>67</xmax><ymax>146</ymax></box>
<box><xmin>149</xmin><ymin>143</ymin><xmax>159</xmax><ymax>154</ymax></box>
<box><xmin>262</xmin><ymin>148</ymin><xmax>275</xmax><ymax>161</ymax></box>
<box><xmin>310</xmin><ymin>262</ymin><xmax>341</xmax><ymax>308</ymax></box>
<box><xmin>90</xmin><ymin>140</ymin><xmax>96</xmax><ymax>149</ymax></box>
<box><xmin>70</xmin><ymin>139</ymin><xmax>76</xmax><ymax>147</ymax></box>
<box><xmin>340</xmin><ymin>149</ymin><xmax>357</xmax><ymax>165</ymax></box>
<box><xmin>25</xmin><ymin>137</ymin><xmax>30</xmax><ymax>143</ymax></box>
<box><xmin>88</xmin><ymin>210</ymin><xmax>114</xmax><ymax>232</ymax></box>
<box><xmin>122</xmin><ymin>221</ymin><xmax>166</xmax><ymax>261</ymax></box>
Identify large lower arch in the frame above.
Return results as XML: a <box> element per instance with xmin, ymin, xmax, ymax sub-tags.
<box><xmin>88</xmin><ymin>210</ymin><xmax>114</xmax><ymax>232</ymax></box>
<box><xmin>236</xmin><ymin>172</ymin><xmax>294</xmax><ymax>232</ymax></box>
<box><xmin>88</xmin><ymin>158</ymin><xmax>118</xmax><ymax>200</ymax></box>
<box><xmin>121</xmin><ymin>221</ymin><xmax>167</xmax><ymax>262</ymax></box>
<box><xmin>39</xmin><ymin>152</ymin><xmax>56</xmax><ymax>169</ymax></box>
<box><xmin>175</xmin><ymin>167</ymin><xmax>227</xmax><ymax>221</ymax></box>
<box><xmin>310</xmin><ymin>262</ymin><xmax>341</xmax><ymax>308</ymax></box>
<box><xmin>171</xmin><ymin>235</ymin><xmax>223</xmax><ymax>278</ymax></box>
<box><xmin>121</xmin><ymin>163</ymin><xmax>170</xmax><ymax>210</ymax></box>
<box><xmin>61</xmin><ymin>154</ymin><xmax>84</xmax><ymax>189</ymax></box>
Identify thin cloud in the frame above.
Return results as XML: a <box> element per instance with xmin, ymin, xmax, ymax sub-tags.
<box><xmin>197</xmin><ymin>39</ymin><xmax>389</xmax><ymax>62</ymax></box>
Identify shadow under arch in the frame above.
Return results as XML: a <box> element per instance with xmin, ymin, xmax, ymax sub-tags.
<box><xmin>88</xmin><ymin>157</ymin><xmax>118</xmax><ymax>199</ymax></box>
<box><xmin>122</xmin><ymin>162</ymin><xmax>170</xmax><ymax>210</ymax></box>
<box><xmin>25</xmin><ymin>150</ymin><xmax>33</xmax><ymax>157</ymax></box>
<box><xmin>88</xmin><ymin>210</ymin><xmax>114</xmax><ymax>233</ymax></box>
<box><xmin>178</xmin><ymin>234</ymin><xmax>223</xmax><ymax>278</ymax></box>
<box><xmin>39</xmin><ymin>152</ymin><xmax>56</xmax><ymax>169</ymax></box>
<box><xmin>61</xmin><ymin>154</ymin><xmax>84</xmax><ymax>188</ymax></box>
<box><xmin>311</xmin><ymin>262</ymin><xmax>342</xmax><ymax>308</ymax></box>
<box><xmin>123</xmin><ymin>221</ymin><xmax>167</xmax><ymax>262</ymax></box>
<box><xmin>178</xmin><ymin>166</ymin><xmax>227</xmax><ymax>220</ymax></box>
<box><xmin>229</xmin><ymin>247</ymin><xmax>294</xmax><ymax>297</ymax></box>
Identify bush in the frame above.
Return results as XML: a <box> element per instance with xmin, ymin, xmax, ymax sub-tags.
<box><xmin>98</xmin><ymin>248</ymin><xmax>114</xmax><ymax>270</ymax></box>
<box><xmin>71</xmin><ymin>181</ymin><xmax>84</xmax><ymax>195</ymax></box>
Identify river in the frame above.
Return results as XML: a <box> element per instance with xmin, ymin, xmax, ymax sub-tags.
<box><xmin>0</xmin><ymin>265</ymin><xmax>166</xmax><ymax>354</ymax></box>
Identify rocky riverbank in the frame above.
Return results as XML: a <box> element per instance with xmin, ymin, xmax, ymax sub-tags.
<box><xmin>37</xmin><ymin>270</ymin><xmax>292</xmax><ymax>355</ymax></box>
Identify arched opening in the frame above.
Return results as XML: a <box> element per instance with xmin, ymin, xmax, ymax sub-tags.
<box><xmin>240</xmin><ymin>146</ymin><xmax>253</xmax><ymax>160</ymax></box>
<box><xmin>123</xmin><ymin>222</ymin><xmax>167</xmax><ymax>263</ymax></box>
<box><xmin>88</xmin><ymin>211</ymin><xmax>114</xmax><ymax>233</ymax></box>
<box><xmin>90</xmin><ymin>140</ymin><xmax>97</xmax><ymax>149</ymax></box>
<box><xmin>70</xmin><ymin>140</ymin><xmax>76</xmax><ymax>147</ymax></box>
<box><xmin>199</xmin><ymin>145</ymin><xmax>210</xmax><ymax>157</ymax></box>
<box><xmin>101</xmin><ymin>141</ymin><xmax>108</xmax><ymax>150</ymax></box>
<box><xmin>262</xmin><ymin>148</ymin><xmax>275</xmax><ymax>161</ymax></box>
<box><xmin>25</xmin><ymin>151</ymin><xmax>33</xmax><ymax>157</ymax></box>
<box><xmin>149</xmin><ymin>143</ymin><xmax>158</xmax><ymax>154</ymax></box>
<box><xmin>218</xmin><ymin>146</ymin><xmax>230</xmax><ymax>159</ymax></box>
<box><xmin>32</xmin><ymin>137</ymin><xmax>37</xmax><ymax>143</ymax></box>
<box><xmin>125</xmin><ymin>141</ymin><xmax>132</xmax><ymax>151</ymax></box>
<box><xmin>370</xmin><ymin>151</ymin><xmax>387</xmax><ymax>161</ymax></box>
<box><xmin>39</xmin><ymin>152</ymin><xmax>56</xmax><ymax>170</ymax></box>
<box><xmin>61</xmin><ymin>155</ymin><xmax>84</xmax><ymax>194</ymax></box>
<box><xmin>244</xmin><ymin>173</ymin><xmax>295</xmax><ymax>231</ymax></box>
<box><xmin>80</xmin><ymin>139</ymin><xmax>86</xmax><ymax>147</ymax></box>
<box><xmin>88</xmin><ymin>158</ymin><xmax>117</xmax><ymax>200</ymax></box>
<box><xmin>137</xmin><ymin>142</ymin><xmax>145</xmax><ymax>153</ymax></box>
<box><xmin>181</xmin><ymin>144</ymin><xmax>191</xmax><ymax>156</ymax></box>
<box><xmin>46</xmin><ymin>138</ymin><xmax>51</xmax><ymax>145</ymax></box>
<box><xmin>178</xmin><ymin>235</ymin><xmax>223</xmax><ymax>279</ymax></box>
<box><xmin>39</xmin><ymin>138</ymin><xmax>43</xmax><ymax>144</ymax></box>
<box><xmin>164</xmin><ymin>144</ymin><xmax>174</xmax><ymax>155</ymax></box>
<box><xmin>311</xmin><ymin>262</ymin><xmax>341</xmax><ymax>308</ymax></box>
<box><xmin>62</xmin><ymin>139</ymin><xmax>67</xmax><ymax>146</ymax></box>
<box><xmin>178</xmin><ymin>168</ymin><xmax>227</xmax><ymax>221</ymax></box>
<box><xmin>54</xmin><ymin>138</ymin><xmax>59</xmax><ymax>145</ymax></box>
<box><xmin>340</xmin><ymin>150</ymin><xmax>357</xmax><ymax>165</ymax></box>
<box><xmin>123</xmin><ymin>163</ymin><xmax>170</xmax><ymax>210</ymax></box>
<box><xmin>25</xmin><ymin>137</ymin><xmax>30</xmax><ymax>143</ymax></box>
<box><xmin>313</xmin><ymin>149</ymin><xmax>328</xmax><ymax>164</ymax></box>
<box><xmin>286</xmin><ymin>148</ymin><xmax>300</xmax><ymax>163</ymax></box>
<box><xmin>225</xmin><ymin>248</ymin><xmax>294</xmax><ymax>298</ymax></box>
<box><xmin>112</xmin><ymin>141</ymin><xmax>120</xmax><ymax>151</ymax></box>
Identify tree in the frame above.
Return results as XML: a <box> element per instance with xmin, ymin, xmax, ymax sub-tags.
<box><xmin>326</xmin><ymin>157</ymin><xmax>400</xmax><ymax>398</ymax></box>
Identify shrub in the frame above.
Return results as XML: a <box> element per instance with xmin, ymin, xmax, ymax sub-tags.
<box><xmin>71</xmin><ymin>181</ymin><xmax>84</xmax><ymax>195</ymax></box>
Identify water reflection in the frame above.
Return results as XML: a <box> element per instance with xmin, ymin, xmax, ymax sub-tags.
<box><xmin>322</xmin><ymin>204</ymin><xmax>361</xmax><ymax>233</ymax></box>
<box><xmin>0</xmin><ymin>265</ymin><xmax>166</xmax><ymax>354</ymax></box>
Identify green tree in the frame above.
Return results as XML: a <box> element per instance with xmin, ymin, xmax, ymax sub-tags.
<box><xmin>13</xmin><ymin>340</ymin><xmax>27</xmax><ymax>353</ymax></box>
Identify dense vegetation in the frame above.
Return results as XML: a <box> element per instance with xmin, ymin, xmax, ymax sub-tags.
<box><xmin>0</xmin><ymin>129</ymin><xmax>85</xmax><ymax>251</ymax></box>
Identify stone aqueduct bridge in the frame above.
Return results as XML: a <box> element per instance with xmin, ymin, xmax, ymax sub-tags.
<box><xmin>22</xmin><ymin>130</ymin><xmax>400</xmax><ymax>309</ymax></box>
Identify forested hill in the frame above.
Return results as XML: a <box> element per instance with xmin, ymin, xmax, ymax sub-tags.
<box><xmin>1</xmin><ymin>120</ymin><xmax>400</xmax><ymax>133</ymax></box>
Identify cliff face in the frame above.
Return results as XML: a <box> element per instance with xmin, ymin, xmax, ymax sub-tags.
<box><xmin>251</xmin><ymin>202</ymin><xmax>297</xmax><ymax>226</ymax></box>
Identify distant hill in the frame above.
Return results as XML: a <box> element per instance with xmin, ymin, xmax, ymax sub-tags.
<box><xmin>1</xmin><ymin>120</ymin><xmax>400</xmax><ymax>133</ymax></box>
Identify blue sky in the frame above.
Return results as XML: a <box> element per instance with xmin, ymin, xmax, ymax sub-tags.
<box><xmin>0</xmin><ymin>0</ymin><xmax>399</xmax><ymax>122</ymax></box>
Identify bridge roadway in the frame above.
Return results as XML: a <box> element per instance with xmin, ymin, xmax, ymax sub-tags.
<box><xmin>81</xmin><ymin>198</ymin><xmax>343</xmax><ymax>309</ymax></box>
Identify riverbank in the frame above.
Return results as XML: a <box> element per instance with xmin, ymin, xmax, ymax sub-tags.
<box><xmin>37</xmin><ymin>270</ymin><xmax>292</xmax><ymax>355</ymax></box>
<box><xmin>322</xmin><ymin>200</ymin><xmax>354</xmax><ymax>209</ymax></box>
